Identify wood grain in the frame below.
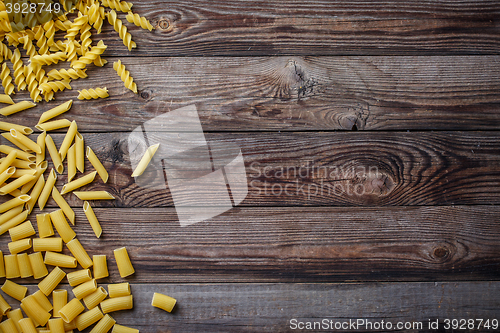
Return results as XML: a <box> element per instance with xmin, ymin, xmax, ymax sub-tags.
<box><xmin>3</xmin><ymin>206</ymin><xmax>499</xmax><ymax>283</ymax></box>
<box><xmin>6</xmin><ymin>56</ymin><xmax>500</xmax><ymax>131</ymax></box>
<box><xmin>2</xmin><ymin>282</ymin><xmax>499</xmax><ymax>332</ymax></box>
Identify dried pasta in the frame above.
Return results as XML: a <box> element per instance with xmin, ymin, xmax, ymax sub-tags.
<box><xmin>100</xmin><ymin>295</ymin><xmax>133</xmax><ymax>313</ymax></box>
<box><xmin>52</xmin><ymin>289</ymin><xmax>67</xmax><ymax>318</ymax></box>
<box><xmin>1</xmin><ymin>63</ymin><xmax>14</xmax><ymax>95</ymax></box>
<box><xmin>28</xmin><ymin>252</ymin><xmax>49</xmax><ymax>279</ymax></box>
<box><xmin>36</xmin><ymin>213</ymin><xmax>54</xmax><ymax>238</ymax></box>
<box><xmin>67</xmin><ymin>268</ymin><xmax>92</xmax><ymax>286</ymax></box>
<box><xmin>59</xmin><ymin>298</ymin><xmax>85</xmax><ymax>323</ymax></box>
<box><xmin>83</xmin><ymin>286</ymin><xmax>108</xmax><ymax>310</ymax></box>
<box><xmin>152</xmin><ymin>292</ymin><xmax>177</xmax><ymax>312</ymax></box>
<box><xmin>38</xmin><ymin>100</ymin><xmax>73</xmax><ymax>124</ymax></box>
<box><xmin>90</xmin><ymin>314</ymin><xmax>116</xmax><ymax>333</ymax></box>
<box><xmin>102</xmin><ymin>0</ymin><xmax>133</xmax><ymax>12</ymax></box>
<box><xmin>113</xmin><ymin>59</ymin><xmax>137</xmax><ymax>93</ymax></box>
<box><xmin>93</xmin><ymin>254</ymin><xmax>108</xmax><ymax>279</ymax></box>
<box><xmin>74</xmin><ymin>191</ymin><xmax>115</xmax><ymax>200</ymax></box>
<box><xmin>78</xmin><ymin>87</ymin><xmax>109</xmax><ymax>100</ymax></box>
<box><xmin>126</xmin><ymin>11</ymin><xmax>154</xmax><ymax>31</ymax></box>
<box><xmin>0</xmin><ymin>100</ymin><xmax>36</xmax><ymax>116</ymax></box>
<box><xmin>35</xmin><ymin>119</ymin><xmax>72</xmax><ymax>131</ymax></box>
<box><xmin>75</xmin><ymin>306</ymin><xmax>103</xmax><ymax>330</ymax></box>
<box><xmin>71</xmin><ymin>40</ymin><xmax>107</xmax><ymax>69</ymax></box>
<box><xmin>131</xmin><ymin>143</ymin><xmax>160</xmax><ymax>177</ymax></box>
<box><xmin>84</xmin><ymin>202</ymin><xmax>102</xmax><ymax>238</ymax></box>
<box><xmin>1</xmin><ymin>279</ymin><xmax>27</xmax><ymax>301</ymax></box>
<box><xmin>48</xmin><ymin>68</ymin><xmax>87</xmax><ymax>81</ymax></box>
<box><xmin>38</xmin><ymin>266</ymin><xmax>66</xmax><ymax>296</ymax></box>
<box><xmin>112</xmin><ymin>324</ymin><xmax>140</xmax><ymax>333</ymax></box>
<box><xmin>18</xmin><ymin>252</ymin><xmax>34</xmax><ymax>278</ymax></box>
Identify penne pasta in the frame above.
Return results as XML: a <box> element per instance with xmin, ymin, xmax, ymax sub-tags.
<box><xmin>0</xmin><ymin>145</ymin><xmax>35</xmax><ymax>162</ymax></box>
<box><xmin>59</xmin><ymin>120</ymin><xmax>77</xmax><ymax>161</ymax></box>
<box><xmin>48</xmin><ymin>318</ymin><xmax>66</xmax><ymax>333</ymax></box>
<box><xmin>75</xmin><ymin>306</ymin><xmax>103</xmax><ymax>331</ymax></box>
<box><xmin>67</xmin><ymin>143</ymin><xmax>76</xmax><ymax>182</ymax></box>
<box><xmin>100</xmin><ymin>295</ymin><xmax>133</xmax><ymax>313</ymax></box>
<box><xmin>0</xmin><ymin>94</ymin><xmax>14</xmax><ymax>104</ymax></box>
<box><xmin>2</xmin><ymin>132</ymin><xmax>33</xmax><ymax>152</ymax></box>
<box><xmin>75</xmin><ymin>132</ymin><xmax>84</xmax><ymax>173</ymax></box>
<box><xmin>0</xmin><ymin>173</ymin><xmax>37</xmax><ymax>194</ymax></box>
<box><xmin>83</xmin><ymin>286</ymin><xmax>108</xmax><ymax>310</ymax></box>
<box><xmin>151</xmin><ymin>292</ymin><xmax>176</xmax><ymax>312</ymax></box>
<box><xmin>53</xmin><ymin>289</ymin><xmax>67</xmax><ymax>318</ymax></box>
<box><xmin>74</xmin><ymin>191</ymin><xmax>115</xmax><ymax>200</ymax></box>
<box><xmin>21</xmin><ymin>161</ymin><xmax>47</xmax><ymax>194</ymax></box>
<box><xmin>131</xmin><ymin>143</ymin><xmax>159</xmax><ymax>177</ymax></box>
<box><xmin>67</xmin><ymin>268</ymin><xmax>92</xmax><ymax>286</ymax></box>
<box><xmin>61</xmin><ymin>171</ymin><xmax>97</xmax><ymax>194</ymax></box>
<box><xmin>90</xmin><ymin>314</ymin><xmax>116</xmax><ymax>333</ymax></box>
<box><xmin>0</xmin><ymin>157</ymin><xmax>35</xmax><ymax>170</ymax></box>
<box><xmin>9</xmin><ymin>220</ymin><xmax>35</xmax><ymax>241</ymax></box>
<box><xmin>49</xmin><ymin>209</ymin><xmax>76</xmax><ymax>243</ymax></box>
<box><xmin>7</xmin><ymin>188</ymin><xmax>23</xmax><ymax>197</ymax></box>
<box><xmin>26</xmin><ymin>173</ymin><xmax>45</xmax><ymax>214</ymax></box>
<box><xmin>38</xmin><ymin>100</ymin><xmax>73</xmax><ymax>124</ymax></box>
<box><xmin>35</xmin><ymin>119</ymin><xmax>72</xmax><ymax>132</ymax></box>
<box><xmin>113</xmin><ymin>247</ymin><xmax>135</xmax><ymax>278</ymax></box>
<box><xmin>10</xmin><ymin>168</ymin><xmax>36</xmax><ymax>178</ymax></box>
<box><xmin>0</xmin><ymin>150</ymin><xmax>17</xmax><ymax>175</ymax></box>
<box><xmin>0</xmin><ymin>318</ymin><xmax>18</xmax><ymax>332</ymax></box>
<box><xmin>52</xmin><ymin>186</ymin><xmax>75</xmax><ymax>224</ymax></box>
<box><xmin>44</xmin><ymin>251</ymin><xmax>77</xmax><ymax>268</ymax></box>
<box><xmin>36</xmin><ymin>131</ymin><xmax>46</xmax><ymax>166</ymax></box>
<box><xmin>92</xmin><ymin>255</ymin><xmax>108</xmax><ymax>279</ymax></box>
<box><xmin>0</xmin><ymin>196</ymin><xmax>27</xmax><ymax>214</ymax></box>
<box><xmin>38</xmin><ymin>266</ymin><xmax>66</xmax><ymax>296</ymax></box>
<box><xmin>86</xmin><ymin>146</ymin><xmax>109</xmax><ymax>182</ymax></box>
<box><xmin>10</xmin><ymin>129</ymin><xmax>42</xmax><ymax>153</ymax></box>
<box><xmin>112</xmin><ymin>324</ymin><xmax>140</xmax><ymax>333</ymax></box>
<box><xmin>36</xmin><ymin>213</ymin><xmax>54</xmax><ymax>238</ymax></box>
<box><xmin>108</xmin><ymin>282</ymin><xmax>130</xmax><ymax>298</ymax></box>
<box><xmin>28</xmin><ymin>252</ymin><xmax>48</xmax><ymax>279</ymax></box>
<box><xmin>8</xmin><ymin>238</ymin><xmax>32</xmax><ymax>254</ymax></box>
<box><xmin>0</xmin><ymin>250</ymin><xmax>4</xmax><ymax>278</ymax></box>
<box><xmin>17</xmin><ymin>252</ymin><xmax>33</xmax><ymax>278</ymax></box>
<box><xmin>1</xmin><ymin>279</ymin><xmax>28</xmax><ymax>301</ymax></box>
<box><xmin>38</xmin><ymin>169</ymin><xmax>57</xmax><ymax>210</ymax></box>
<box><xmin>72</xmin><ymin>279</ymin><xmax>97</xmax><ymax>299</ymax></box>
<box><xmin>0</xmin><ymin>166</ymin><xmax>15</xmax><ymax>185</ymax></box>
<box><xmin>6</xmin><ymin>308</ymin><xmax>23</xmax><ymax>332</ymax></box>
<box><xmin>59</xmin><ymin>298</ymin><xmax>85</xmax><ymax>323</ymax></box>
<box><xmin>32</xmin><ymin>289</ymin><xmax>54</xmax><ymax>312</ymax></box>
<box><xmin>0</xmin><ymin>293</ymin><xmax>11</xmax><ymax>315</ymax></box>
<box><xmin>21</xmin><ymin>294</ymin><xmax>51</xmax><ymax>326</ymax></box>
<box><xmin>0</xmin><ymin>121</ymin><xmax>32</xmax><ymax>134</ymax></box>
<box><xmin>33</xmin><ymin>237</ymin><xmax>63</xmax><ymax>252</ymax></box>
<box><xmin>19</xmin><ymin>318</ymin><xmax>38</xmax><ymax>333</ymax></box>
<box><xmin>0</xmin><ymin>209</ymin><xmax>29</xmax><ymax>235</ymax></box>
<box><xmin>4</xmin><ymin>254</ymin><xmax>20</xmax><ymax>278</ymax></box>
<box><xmin>0</xmin><ymin>101</ymin><xmax>36</xmax><ymax>116</ymax></box>
<box><xmin>45</xmin><ymin>135</ymin><xmax>64</xmax><ymax>174</ymax></box>
<box><xmin>67</xmin><ymin>238</ymin><xmax>93</xmax><ymax>268</ymax></box>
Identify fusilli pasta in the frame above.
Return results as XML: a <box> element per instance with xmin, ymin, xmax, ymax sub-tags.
<box><xmin>77</xmin><ymin>87</ymin><xmax>109</xmax><ymax>99</ymax></box>
<box><xmin>113</xmin><ymin>59</ymin><xmax>137</xmax><ymax>93</ymax></box>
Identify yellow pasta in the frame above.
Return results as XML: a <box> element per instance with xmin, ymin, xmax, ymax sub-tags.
<box><xmin>0</xmin><ymin>173</ymin><xmax>37</xmax><ymax>195</ymax></box>
<box><xmin>48</xmin><ymin>69</ymin><xmax>87</xmax><ymax>81</ymax></box>
<box><xmin>11</xmin><ymin>168</ymin><xmax>37</xmax><ymax>178</ymax></box>
<box><xmin>0</xmin><ymin>194</ymin><xmax>30</xmax><ymax>213</ymax></box>
<box><xmin>1</xmin><ymin>279</ymin><xmax>27</xmax><ymax>301</ymax></box>
<box><xmin>35</xmin><ymin>119</ymin><xmax>72</xmax><ymax>132</ymax></box>
<box><xmin>2</xmin><ymin>132</ymin><xmax>33</xmax><ymax>152</ymax></box>
<box><xmin>38</xmin><ymin>80</ymin><xmax>72</xmax><ymax>94</ymax></box>
<box><xmin>113</xmin><ymin>59</ymin><xmax>137</xmax><ymax>93</ymax></box>
<box><xmin>32</xmin><ymin>289</ymin><xmax>54</xmax><ymax>312</ymax></box>
<box><xmin>52</xmin><ymin>186</ymin><xmax>75</xmax><ymax>224</ymax></box>
<box><xmin>0</xmin><ymin>293</ymin><xmax>11</xmax><ymax>315</ymax></box>
<box><xmin>59</xmin><ymin>120</ymin><xmax>77</xmax><ymax>161</ymax></box>
<box><xmin>0</xmin><ymin>121</ymin><xmax>32</xmax><ymax>135</ymax></box>
<box><xmin>38</xmin><ymin>100</ymin><xmax>73</xmax><ymax>124</ymax></box>
<box><xmin>131</xmin><ymin>143</ymin><xmax>159</xmax><ymax>177</ymax></box>
<box><xmin>151</xmin><ymin>292</ymin><xmax>177</xmax><ymax>312</ymax></box>
<box><xmin>0</xmin><ymin>101</ymin><xmax>36</xmax><ymax>116</ymax></box>
<box><xmin>0</xmin><ymin>318</ymin><xmax>18</xmax><ymax>333</ymax></box>
<box><xmin>9</xmin><ymin>220</ymin><xmax>35</xmax><ymax>241</ymax></box>
<box><xmin>83</xmin><ymin>202</ymin><xmax>102</xmax><ymax>238</ymax></box>
<box><xmin>85</xmin><ymin>146</ymin><xmax>109</xmax><ymax>182</ymax></box>
<box><xmin>0</xmin><ymin>94</ymin><xmax>14</xmax><ymax>104</ymax></box>
<box><xmin>102</xmin><ymin>0</ymin><xmax>133</xmax><ymax>12</ymax></box>
<box><xmin>36</xmin><ymin>213</ymin><xmax>54</xmax><ymax>238</ymax></box>
<box><xmin>26</xmin><ymin>174</ymin><xmax>45</xmax><ymax>214</ymax></box>
<box><xmin>31</xmin><ymin>52</ymin><xmax>67</xmax><ymax>66</ymax></box>
<box><xmin>108</xmin><ymin>282</ymin><xmax>130</xmax><ymax>298</ymax></box>
<box><xmin>28</xmin><ymin>252</ymin><xmax>49</xmax><ymax>279</ymax></box>
<box><xmin>67</xmin><ymin>268</ymin><xmax>92</xmax><ymax>286</ymax></box>
<box><xmin>10</xmin><ymin>129</ymin><xmax>42</xmax><ymax>154</ymax></box>
<box><xmin>112</xmin><ymin>324</ymin><xmax>139</xmax><ymax>333</ymax></box>
<box><xmin>21</xmin><ymin>161</ymin><xmax>47</xmax><ymax>194</ymax></box>
<box><xmin>49</xmin><ymin>209</ymin><xmax>76</xmax><ymax>243</ymax></box>
<box><xmin>53</xmin><ymin>289</ymin><xmax>67</xmax><ymax>318</ymax></box>
<box><xmin>0</xmin><ymin>157</ymin><xmax>35</xmax><ymax>170</ymax></box>
<box><xmin>20</xmin><ymin>303</ymin><xmax>40</xmax><ymax>327</ymax></box>
<box><xmin>100</xmin><ymin>295</ymin><xmax>133</xmax><ymax>313</ymax></box>
<box><xmin>0</xmin><ymin>145</ymin><xmax>35</xmax><ymax>162</ymax></box>
<box><xmin>33</xmin><ymin>237</ymin><xmax>63</xmax><ymax>252</ymax></box>
<box><xmin>74</xmin><ymin>191</ymin><xmax>115</xmax><ymax>200</ymax></box>
<box><xmin>75</xmin><ymin>132</ymin><xmax>85</xmax><ymax>173</ymax></box>
<box><xmin>38</xmin><ymin>169</ymin><xmax>57</xmax><ymax>209</ymax></box>
<box><xmin>0</xmin><ymin>250</ymin><xmax>4</xmax><ymax>278</ymax></box>
<box><xmin>93</xmin><ymin>255</ymin><xmax>108</xmax><ymax>279</ymax></box>
<box><xmin>113</xmin><ymin>247</ymin><xmax>135</xmax><ymax>278</ymax></box>
<box><xmin>46</xmin><ymin>135</ymin><xmax>64</xmax><ymax>174</ymax></box>
<box><xmin>6</xmin><ymin>308</ymin><xmax>24</xmax><ymax>332</ymax></box>
<box><xmin>71</xmin><ymin>41</ymin><xmax>107</xmax><ymax>69</ymax></box>
<box><xmin>78</xmin><ymin>88</ymin><xmax>109</xmax><ymax>100</ymax></box>
<box><xmin>0</xmin><ymin>209</ymin><xmax>29</xmax><ymax>235</ymax></box>
<box><xmin>90</xmin><ymin>314</ymin><xmax>116</xmax><ymax>333</ymax></box>
<box><xmin>68</xmin><ymin>144</ymin><xmax>77</xmax><ymax>182</ymax></box>
<box><xmin>18</xmin><ymin>252</ymin><xmax>33</xmax><ymax>278</ymax></box>
<box><xmin>0</xmin><ymin>205</ymin><xmax>23</xmax><ymax>226</ymax></box>
<box><xmin>72</xmin><ymin>279</ymin><xmax>97</xmax><ymax>300</ymax></box>
<box><xmin>0</xmin><ymin>150</ymin><xmax>17</xmax><ymax>174</ymax></box>
<box><xmin>126</xmin><ymin>11</ymin><xmax>154</xmax><ymax>31</ymax></box>
<box><xmin>21</xmin><ymin>295</ymin><xmax>51</xmax><ymax>326</ymax></box>
<box><xmin>48</xmin><ymin>318</ymin><xmax>66</xmax><ymax>333</ymax></box>
<box><xmin>11</xmin><ymin>49</ymin><xmax>26</xmax><ymax>91</ymax></box>
<box><xmin>44</xmin><ymin>251</ymin><xmax>77</xmax><ymax>268</ymax></box>
<box><xmin>75</xmin><ymin>306</ymin><xmax>103</xmax><ymax>331</ymax></box>
<box><xmin>0</xmin><ymin>63</ymin><xmax>14</xmax><ymax>96</ymax></box>
<box><xmin>61</xmin><ymin>171</ymin><xmax>97</xmax><ymax>195</ymax></box>
<box><xmin>83</xmin><ymin>286</ymin><xmax>108</xmax><ymax>310</ymax></box>
<box><xmin>67</xmin><ymin>238</ymin><xmax>93</xmax><ymax>268</ymax></box>
<box><xmin>19</xmin><ymin>318</ymin><xmax>38</xmax><ymax>333</ymax></box>
<box><xmin>38</xmin><ymin>266</ymin><xmax>66</xmax><ymax>296</ymax></box>
<box><xmin>0</xmin><ymin>167</ymin><xmax>15</xmax><ymax>185</ymax></box>
<box><xmin>63</xmin><ymin>319</ymin><xmax>78</xmax><ymax>331</ymax></box>
<box><xmin>8</xmin><ymin>238</ymin><xmax>32</xmax><ymax>254</ymax></box>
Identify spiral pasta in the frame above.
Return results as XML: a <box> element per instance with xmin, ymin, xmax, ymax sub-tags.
<box><xmin>33</xmin><ymin>25</ymin><xmax>48</xmax><ymax>55</ymax></box>
<box><xmin>10</xmin><ymin>49</ymin><xmax>26</xmax><ymax>91</ymax></box>
<box><xmin>48</xmin><ymin>68</ymin><xmax>88</xmax><ymax>81</ymax></box>
<box><xmin>38</xmin><ymin>80</ymin><xmax>72</xmax><ymax>94</ymax></box>
<box><xmin>43</xmin><ymin>20</ymin><xmax>55</xmax><ymax>47</ymax></box>
<box><xmin>71</xmin><ymin>40</ymin><xmax>107</xmax><ymax>69</ymax></box>
<box><xmin>101</xmin><ymin>0</ymin><xmax>133</xmax><ymax>12</ymax></box>
<box><xmin>94</xmin><ymin>56</ymin><xmax>108</xmax><ymax>67</ymax></box>
<box><xmin>113</xmin><ymin>59</ymin><xmax>137</xmax><ymax>93</ymax></box>
<box><xmin>65</xmin><ymin>12</ymin><xmax>89</xmax><ymax>40</ymax></box>
<box><xmin>1</xmin><ymin>63</ymin><xmax>15</xmax><ymax>95</ymax></box>
<box><xmin>77</xmin><ymin>87</ymin><xmax>109</xmax><ymax>100</ymax></box>
<box><xmin>80</xmin><ymin>23</ymin><xmax>92</xmax><ymax>55</ymax></box>
<box><xmin>107</xmin><ymin>10</ymin><xmax>136</xmax><ymax>51</ymax></box>
<box><xmin>126</xmin><ymin>12</ymin><xmax>154</xmax><ymax>31</ymax></box>
<box><xmin>88</xmin><ymin>2</ymin><xmax>105</xmax><ymax>34</ymax></box>
<box><xmin>31</xmin><ymin>51</ymin><xmax>68</xmax><ymax>66</ymax></box>
<box><xmin>25</xmin><ymin>64</ymin><xmax>42</xmax><ymax>103</ymax></box>
<box><xmin>20</xmin><ymin>35</ymin><xmax>37</xmax><ymax>58</ymax></box>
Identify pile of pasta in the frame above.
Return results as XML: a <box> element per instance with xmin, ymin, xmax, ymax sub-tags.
<box><xmin>0</xmin><ymin>0</ymin><xmax>150</xmax><ymax>101</ymax></box>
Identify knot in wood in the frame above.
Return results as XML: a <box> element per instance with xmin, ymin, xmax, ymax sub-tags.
<box><xmin>433</xmin><ymin>247</ymin><xmax>449</xmax><ymax>259</ymax></box>
<box><xmin>140</xmin><ymin>90</ymin><xmax>151</xmax><ymax>100</ymax></box>
<box><xmin>158</xmin><ymin>19</ymin><xmax>170</xmax><ymax>30</ymax></box>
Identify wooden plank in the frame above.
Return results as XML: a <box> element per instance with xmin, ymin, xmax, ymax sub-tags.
<box><xmin>6</xmin><ymin>56</ymin><xmax>500</xmax><ymax>131</ymax></box>
<box><xmin>67</xmin><ymin>0</ymin><xmax>500</xmax><ymax>56</ymax></box>
<box><xmin>9</xmin><ymin>131</ymin><xmax>500</xmax><ymax>208</ymax></box>
<box><xmin>2</xmin><ymin>282</ymin><xmax>499</xmax><ymax>332</ymax></box>
<box><xmin>3</xmin><ymin>206</ymin><xmax>499</xmax><ymax>283</ymax></box>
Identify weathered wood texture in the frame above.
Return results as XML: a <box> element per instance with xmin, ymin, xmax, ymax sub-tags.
<box><xmin>68</xmin><ymin>0</ymin><xmax>500</xmax><ymax>56</ymax></box>
<box><xmin>2</xmin><ymin>282</ymin><xmax>499</xmax><ymax>332</ymax></box>
<box><xmin>7</xmin><ymin>56</ymin><xmax>500</xmax><ymax>131</ymax></box>
<box><xmin>2</xmin><ymin>206</ymin><xmax>499</xmax><ymax>283</ymax></box>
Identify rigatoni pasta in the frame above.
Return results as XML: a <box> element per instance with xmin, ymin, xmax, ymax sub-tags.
<box><xmin>28</xmin><ymin>252</ymin><xmax>49</xmax><ymax>279</ymax></box>
<box><xmin>32</xmin><ymin>290</ymin><xmax>54</xmax><ymax>312</ymax></box>
<box><xmin>0</xmin><ymin>293</ymin><xmax>11</xmax><ymax>315</ymax></box>
<box><xmin>93</xmin><ymin>255</ymin><xmax>108</xmax><ymax>279</ymax></box>
<box><xmin>0</xmin><ymin>318</ymin><xmax>18</xmax><ymax>333</ymax></box>
<box><xmin>67</xmin><ymin>268</ymin><xmax>92</xmax><ymax>286</ymax></box>
<box><xmin>151</xmin><ymin>292</ymin><xmax>176</xmax><ymax>312</ymax></box>
<box><xmin>72</xmin><ymin>279</ymin><xmax>97</xmax><ymax>299</ymax></box>
<box><xmin>21</xmin><ymin>295</ymin><xmax>51</xmax><ymax>326</ymax></box>
<box><xmin>36</xmin><ymin>213</ymin><xmax>54</xmax><ymax>238</ymax></box>
<box><xmin>52</xmin><ymin>289</ymin><xmax>68</xmax><ymax>318</ymax></box>
<box><xmin>1</xmin><ymin>279</ymin><xmax>28</xmax><ymax>301</ymax></box>
<box><xmin>83</xmin><ymin>286</ymin><xmax>108</xmax><ymax>310</ymax></box>
<box><xmin>90</xmin><ymin>314</ymin><xmax>116</xmax><ymax>333</ymax></box>
<box><xmin>67</xmin><ymin>238</ymin><xmax>93</xmax><ymax>268</ymax></box>
<box><xmin>44</xmin><ymin>251</ymin><xmax>77</xmax><ymax>268</ymax></box>
<box><xmin>0</xmin><ymin>250</ymin><xmax>5</xmax><ymax>278</ymax></box>
<box><xmin>19</xmin><ymin>318</ymin><xmax>38</xmax><ymax>333</ymax></box>
<box><xmin>75</xmin><ymin>306</ymin><xmax>104</xmax><ymax>331</ymax></box>
<box><xmin>17</xmin><ymin>252</ymin><xmax>33</xmax><ymax>278</ymax></box>
<box><xmin>49</xmin><ymin>209</ymin><xmax>76</xmax><ymax>243</ymax></box>
<box><xmin>38</xmin><ymin>266</ymin><xmax>66</xmax><ymax>296</ymax></box>
<box><xmin>112</xmin><ymin>323</ymin><xmax>140</xmax><ymax>333</ymax></box>
<box><xmin>48</xmin><ymin>318</ymin><xmax>66</xmax><ymax>333</ymax></box>
<box><xmin>8</xmin><ymin>238</ymin><xmax>32</xmax><ymax>254</ymax></box>
<box><xmin>9</xmin><ymin>220</ymin><xmax>36</xmax><ymax>241</ymax></box>
<box><xmin>33</xmin><ymin>237</ymin><xmax>63</xmax><ymax>252</ymax></box>
<box><xmin>6</xmin><ymin>308</ymin><xmax>24</xmax><ymax>332</ymax></box>
<box><xmin>100</xmin><ymin>295</ymin><xmax>133</xmax><ymax>313</ymax></box>
<box><xmin>108</xmin><ymin>282</ymin><xmax>130</xmax><ymax>298</ymax></box>
<box><xmin>113</xmin><ymin>247</ymin><xmax>135</xmax><ymax>278</ymax></box>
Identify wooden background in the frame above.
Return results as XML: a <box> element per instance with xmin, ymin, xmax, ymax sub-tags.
<box><xmin>1</xmin><ymin>0</ymin><xmax>500</xmax><ymax>332</ymax></box>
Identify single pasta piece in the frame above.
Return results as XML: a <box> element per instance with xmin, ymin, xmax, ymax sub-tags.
<box><xmin>0</xmin><ymin>150</ymin><xmax>17</xmax><ymax>174</ymax></box>
<box><xmin>8</xmin><ymin>238</ymin><xmax>32</xmax><ymax>254</ymax></box>
<box><xmin>18</xmin><ymin>252</ymin><xmax>33</xmax><ymax>278</ymax></box>
<box><xmin>0</xmin><ymin>173</ymin><xmax>36</xmax><ymax>195</ymax></box>
<box><xmin>37</xmin><ymin>100</ymin><xmax>73</xmax><ymax>124</ymax></box>
<box><xmin>11</xmin><ymin>48</ymin><xmax>26</xmax><ymax>91</ymax></box>
<box><xmin>0</xmin><ymin>194</ymin><xmax>30</xmax><ymax>213</ymax></box>
<box><xmin>48</xmin><ymin>68</ymin><xmax>87</xmax><ymax>81</ymax></box>
<box><xmin>0</xmin><ymin>94</ymin><xmax>14</xmax><ymax>104</ymax></box>
<box><xmin>65</xmin><ymin>12</ymin><xmax>89</xmax><ymax>40</ymax></box>
<box><xmin>1</xmin><ymin>279</ymin><xmax>27</xmax><ymax>301</ymax></box>
<box><xmin>78</xmin><ymin>87</ymin><xmax>109</xmax><ymax>100</ymax></box>
<box><xmin>52</xmin><ymin>289</ymin><xmax>67</xmax><ymax>318</ymax></box>
<box><xmin>9</xmin><ymin>220</ymin><xmax>36</xmax><ymax>241</ymax></box>
<box><xmin>59</xmin><ymin>120</ymin><xmax>78</xmax><ymax>161</ymax></box>
<box><xmin>11</xmin><ymin>168</ymin><xmax>37</xmax><ymax>178</ymax></box>
<box><xmin>86</xmin><ymin>146</ymin><xmax>109</xmax><ymax>182</ymax></box>
<box><xmin>36</xmin><ymin>131</ymin><xmax>45</xmax><ymax>165</ymax></box>
<box><xmin>0</xmin><ymin>100</ymin><xmax>36</xmax><ymax>116</ymax></box>
<box><xmin>38</xmin><ymin>80</ymin><xmax>72</xmax><ymax>94</ymax></box>
<box><xmin>28</xmin><ymin>252</ymin><xmax>48</xmax><ymax>279</ymax></box>
<box><xmin>38</xmin><ymin>266</ymin><xmax>66</xmax><ymax>296</ymax></box>
<box><xmin>1</xmin><ymin>63</ymin><xmax>15</xmax><ymax>95</ymax></box>
<box><xmin>76</xmin><ymin>132</ymin><xmax>85</xmax><ymax>173</ymax></box>
<box><xmin>101</xmin><ymin>0</ymin><xmax>132</xmax><ymax>12</ymax></box>
<box><xmin>26</xmin><ymin>173</ymin><xmax>45</xmax><ymax>214</ymax></box>
<box><xmin>73</xmin><ymin>279</ymin><xmax>97</xmax><ymax>299</ymax></box>
<box><xmin>0</xmin><ymin>146</ymin><xmax>35</xmax><ymax>162</ymax></box>
<box><xmin>64</xmin><ymin>319</ymin><xmax>77</xmax><ymax>331</ymax></box>
<box><xmin>48</xmin><ymin>318</ymin><xmax>65</xmax><ymax>333</ymax></box>
<box><xmin>2</xmin><ymin>132</ymin><xmax>34</xmax><ymax>152</ymax></box>
<box><xmin>75</xmin><ymin>306</ymin><xmax>104</xmax><ymax>330</ymax></box>
<box><xmin>0</xmin><ymin>293</ymin><xmax>11</xmax><ymax>315</ymax></box>
<box><xmin>33</xmin><ymin>237</ymin><xmax>63</xmax><ymax>252</ymax></box>
<box><xmin>35</xmin><ymin>119</ymin><xmax>72</xmax><ymax>131</ymax></box>
<box><xmin>112</xmin><ymin>323</ymin><xmax>140</xmax><ymax>333</ymax></box>
<box><xmin>6</xmin><ymin>308</ymin><xmax>23</xmax><ymax>332</ymax></box>
<box><xmin>49</xmin><ymin>209</ymin><xmax>76</xmax><ymax>243</ymax></box>
<box><xmin>1</xmin><ymin>158</ymin><xmax>35</xmax><ymax>169</ymax></box>
<box><xmin>131</xmin><ymin>143</ymin><xmax>159</xmax><ymax>177</ymax></box>
<box><xmin>0</xmin><ymin>318</ymin><xmax>18</xmax><ymax>333</ymax></box>
<box><xmin>59</xmin><ymin>298</ymin><xmax>85</xmax><ymax>323</ymax></box>
<box><xmin>0</xmin><ymin>167</ymin><xmax>15</xmax><ymax>186</ymax></box>
<box><xmin>67</xmin><ymin>238</ymin><xmax>93</xmax><ymax>268</ymax></box>
<box><xmin>67</xmin><ymin>268</ymin><xmax>92</xmax><ymax>286</ymax></box>
<box><xmin>0</xmin><ymin>251</ymin><xmax>4</xmax><ymax>278</ymax></box>
<box><xmin>113</xmin><ymin>247</ymin><xmax>135</xmax><ymax>278</ymax></box>
<box><xmin>108</xmin><ymin>282</ymin><xmax>130</xmax><ymax>298</ymax></box>
<box><xmin>38</xmin><ymin>169</ymin><xmax>58</xmax><ymax>209</ymax></box>
<box><xmin>52</xmin><ymin>186</ymin><xmax>75</xmax><ymax>224</ymax></box>
<box><xmin>32</xmin><ymin>289</ymin><xmax>54</xmax><ymax>312</ymax></box>
<box><xmin>19</xmin><ymin>318</ymin><xmax>38</xmax><ymax>333</ymax></box>
<box><xmin>0</xmin><ymin>121</ymin><xmax>32</xmax><ymax>134</ymax></box>
<box><xmin>152</xmin><ymin>292</ymin><xmax>177</xmax><ymax>312</ymax></box>
<box><xmin>93</xmin><ymin>255</ymin><xmax>108</xmax><ymax>279</ymax></box>
<box><xmin>83</xmin><ymin>286</ymin><xmax>108</xmax><ymax>310</ymax></box>
<box><xmin>36</xmin><ymin>213</ymin><xmax>54</xmax><ymax>238</ymax></box>
<box><xmin>10</xmin><ymin>129</ymin><xmax>41</xmax><ymax>153</ymax></box>
<box><xmin>113</xmin><ymin>59</ymin><xmax>137</xmax><ymax>93</ymax></box>
<box><xmin>68</xmin><ymin>144</ymin><xmax>77</xmax><ymax>182</ymax></box>
<box><xmin>21</xmin><ymin>294</ymin><xmax>51</xmax><ymax>326</ymax></box>
<box><xmin>88</xmin><ymin>3</ymin><xmax>104</xmax><ymax>33</ymax></box>
<box><xmin>100</xmin><ymin>295</ymin><xmax>133</xmax><ymax>313</ymax></box>
<box><xmin>45</xmin><ymin>135</ymin><xmax>64</xmax><ymax>174</ymax></box>
<box><xmin>61</xmin><ymin>171</ymin><xmax>97</xmax><ymax>194</ymax></box>
<box><xmin>44</xmin><ymin>251</ymin><xmax>77</xmax><ymax>268</ymax></box>
<box><xmin>90</xmin><ymin>314</ymin><xmax>116</xmax><ymax>333</ymax></box>
<box><xmin>84</xmin><ymin>202</ymin><xmax>102</xmax><ymax>238</ymax></box>
<box><xmin>0</xmin><ymin>208</ymin><xmax>28</xmax><ymax>235</ymax></box>
<box><xmin>74</xmin><ymin>191</ymin><xmax>115</xmax><ymax>200</ymax></box>
<box><xmin>71</xmin><ymin>40</ymin><xmax>107</xmax><ymax>69</ymax></box>
<box><xmin>126</xmin><ymin>11</ymin><xmax>154</xmax><ymax>31</ymax></box>
<box><xmin>31</xmin><ymin>51</ymin><xmax>67</xmax><ymax>66</ymax></box>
